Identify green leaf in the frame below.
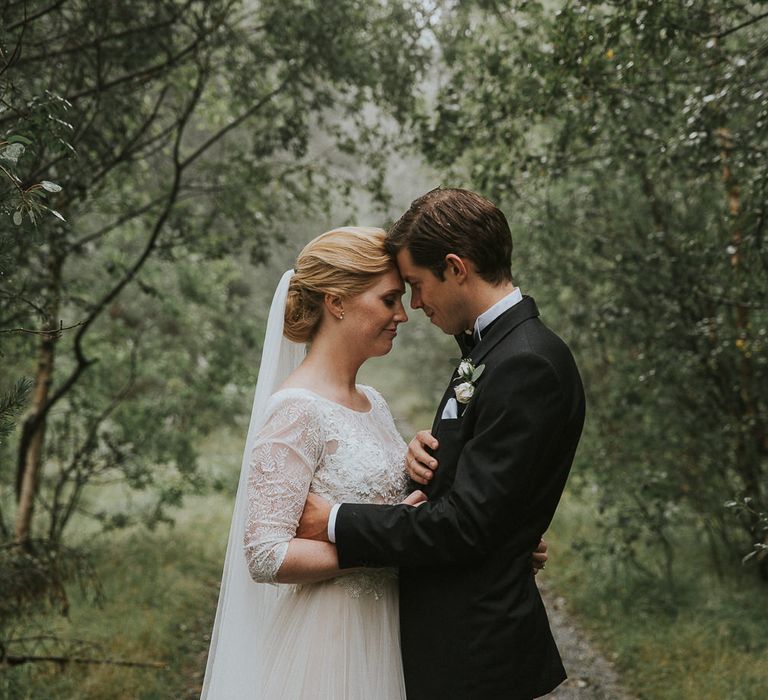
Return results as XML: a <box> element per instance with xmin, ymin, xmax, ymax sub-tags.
<box><xmin>12</xmin><ymin>209</ymin><xmax>22</xmax><ymax>226</ymax></box>
<box><xmin>7</xmin><ymin>135</ymin><xmax>33</xmax><ymax>145</ymax></box>
<box><xmin>742</xmin><ymin>550</ymin><xmax>757</xmax><ymax>564</ymax></box>
<box><xmin>49</xmin><ymin>209</ymin><xmax>66</xmax><ymax>222</ymax></box>
<box><xmin>58</xmin><ymin>138</ymin><xmax>77</xmax><ymax>155</ymax></box>
<box><xmin>41</xmin><ymin>180</ymin><xmax>62</xmax><ymax>193</ymax></box>
<box><xmin>472</xmin><ymin>364</ymin><xmax>485</xmax><ymax>381</ymax></box>
<box><xmin>0</xmin><ymin>143</ymin><xmax>24</xmax><ymax>164</ymax></box>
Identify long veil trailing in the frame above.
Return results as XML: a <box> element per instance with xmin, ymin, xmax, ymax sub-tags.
<box><xmin>200</xmin><ymin>269</ymin><xmax>305</xmax><ymax>699</ymax></box>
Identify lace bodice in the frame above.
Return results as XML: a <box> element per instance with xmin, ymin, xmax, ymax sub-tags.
<box><xmin>244</xmin><ymin>385</ymin><xmax>409</xmax><ymax>586</ymax></box>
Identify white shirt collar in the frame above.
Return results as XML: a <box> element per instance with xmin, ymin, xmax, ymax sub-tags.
<box><xmin>471</xmin><ymin>288</ymin><xmax>523</xmax><ymax>340</ymax></box>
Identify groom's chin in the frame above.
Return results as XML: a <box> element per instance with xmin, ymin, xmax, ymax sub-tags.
<box><xmin>431</xmin><ymin>319</ymin><xmax>459</xmax><ymax>336</ymax></box>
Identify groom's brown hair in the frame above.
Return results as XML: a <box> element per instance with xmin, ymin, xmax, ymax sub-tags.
<box><xmin>385</xmin><ymin>187</ymin><xmax>513</xmax><ymax>285</ymax></box>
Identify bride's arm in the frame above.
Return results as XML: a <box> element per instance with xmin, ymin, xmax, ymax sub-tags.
<box><xmin>276</xmin><ymin>488</ymin><xmax>427</xmax><ymax>584</ymax></box>
<box><xmin>244</xmin><ymin>397</ymin><xmax>346</xmax><ymax>585</ymax></box>
<box><xmin>272</xmin><ymin>538</ymin><xmax>342</xmax><ymax>584</ymax></box>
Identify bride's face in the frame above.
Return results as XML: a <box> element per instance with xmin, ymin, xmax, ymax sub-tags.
<box><xmin>344</xmin><ymin>267</ymin><xmax>408</xmax><ymax>358</ymax></box>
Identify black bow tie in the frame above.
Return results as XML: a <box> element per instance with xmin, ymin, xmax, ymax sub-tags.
<box><xmin>455</xmin><ymin>331</ymin><xmax>477</xmax><ymax>357</ymax></box>
<box><xmin>455</xmin><ymin>313</ymin><xmax>507</xmax><ymax>356</ymax></box>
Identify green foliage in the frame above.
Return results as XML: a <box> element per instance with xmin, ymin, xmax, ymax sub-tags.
<box><xmin>1</xmin><ymin>0</ymin><xmax>429</xmax><ymax>545</ymax></box>
<box><xmin>547</xmin><ymin>492</ymin><xmax>768</xmax><ymax>700</ymax></box>
<box><xmin>0</xmin><ymin>540</ymin><xmax>99</xmax><ymax>628</ymax></box>
<box><xmin>420</xmin><ymin>0</ymin><xmax>768</xmax><ymax>579</ymax></box>
<box><xmin>0</xmin><ymin>0</ymin><xmax>429</xmax><ymax>676</ymax></box>
<box><xmin>0</xmin><ymin>525</ymin><xmax>220</xmax><ymax>699</ymax></box>
<box><xmin>1</xmin><ymin>430</ymin><xmax>239</xmax><ymax>698</ymax></box>
<box><xmin>0</xmin><ymin>378</ymin><xmax>32</xmax><ymax>450</ymax></box>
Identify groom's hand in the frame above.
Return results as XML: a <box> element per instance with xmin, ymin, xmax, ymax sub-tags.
<box><xmin>296</xmin><ymin>493</ymin><xmax>332</xmax><ymax>542</ymax></box>
<box><xmin>533</xmin><ymin>538</ymin><xmax>548</xmax><ymax>575</ymax></box>
<box><xmin>406</xmin><ymin>430</ymin><xmax>439</xmax><ymax>485</ymax></box>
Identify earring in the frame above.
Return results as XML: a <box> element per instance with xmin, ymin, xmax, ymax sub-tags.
<box><xmin>338</xmin><ymin>311</ymin><xmax>345</xmax><ymax>320</ymax></box>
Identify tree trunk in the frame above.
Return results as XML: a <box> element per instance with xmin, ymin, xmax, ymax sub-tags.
<box><xmin>14</xmin><ymin>254</ymin><xmax>63</xmax><ymax>546</ymax></box>
<box><xmin>717</xmin><ymin>127</ymin><xmax>767</xmax><ymax>578</ymax></box>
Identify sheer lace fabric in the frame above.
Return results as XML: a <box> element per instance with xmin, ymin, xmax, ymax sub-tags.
<box><xmin>242</xmin><ymin>385</ymin><xmax>409</xmax><ymax>699</ymax></box>
<box><xmin>244</xmin><ymin>395</ymin><xmax>326</xmax><ymax>583</ymax></box>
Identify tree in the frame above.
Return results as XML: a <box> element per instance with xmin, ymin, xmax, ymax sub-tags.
<box><xmin>0</xmin><ymin>1</ymin><xmax>433</xmax><ymax>666</ymax></box>
<box><xmin>1</xmin><ymin>0</ymin><xmax>431</xmax><ymax>671</ymax></box>
<box><xmin>419</xmin><ymin>0</ymin><xmax>768</xmax><ymax>579</ymax></box>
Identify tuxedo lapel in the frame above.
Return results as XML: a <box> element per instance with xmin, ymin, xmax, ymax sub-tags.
<box><xmin>430</xmin><ymin>296</ymin><xmax>540</xmax><ymax>434</ymax></box>
<box><xmin>469</xmin><ymin>296</ymin><xmax>539</xmax><ymax>365</ymax></box>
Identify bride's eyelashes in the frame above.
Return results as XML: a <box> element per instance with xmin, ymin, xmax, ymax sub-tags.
<box><xmin>382</xmin><ymin>294</ymin><xmax>404</xmax><ymax>308</ymax></box>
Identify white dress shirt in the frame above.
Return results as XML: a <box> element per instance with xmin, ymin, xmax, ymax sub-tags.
<box><xmin>472</xmin><ymin>287</ymin><xmax>522</xmax><ymax>341</ymax></box>
<box><xmin>327</xmin><ymin>288</ymin><xmax>523</xmax><ymax>542</ymax></box>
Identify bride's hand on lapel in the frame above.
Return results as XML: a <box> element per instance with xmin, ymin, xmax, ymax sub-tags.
<box><xmin>406</xmin><ymin>430</ymin><xmax>439</xmax><ymax>484</ymax></box>
<box><xmin>401</xmin><ymin>489</ymin><xmax>428</xmax><ymax>507</ymax></box>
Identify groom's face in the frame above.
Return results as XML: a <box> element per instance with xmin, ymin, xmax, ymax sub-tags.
<box><xmin>396</xmin><ymin>248</ymin><xmax>468</xmax><ymax>336</ymax></box>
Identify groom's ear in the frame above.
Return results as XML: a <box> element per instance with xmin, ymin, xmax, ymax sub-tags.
<box><xmin>444</xmin><ymin>254</ymin><xmax>469</xmax><ymax>284</ymax></box>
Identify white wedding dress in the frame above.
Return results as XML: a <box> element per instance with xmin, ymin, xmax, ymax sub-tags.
<box><xmin>242</xmin><ymin>384</ymin><xmax>409</xmax><ymax>699</ymax></box>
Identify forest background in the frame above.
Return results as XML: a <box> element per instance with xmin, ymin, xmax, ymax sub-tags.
<box><xmin>1</xmin><ymin>1</ymin><xmax>767</xmax><ymax>698</ymax></box>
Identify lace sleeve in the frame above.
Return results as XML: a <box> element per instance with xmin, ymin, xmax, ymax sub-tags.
<box><xmin>244</xmin><ymin>395</ymin><xmax>325</xmax><ymax>583</ymax></box>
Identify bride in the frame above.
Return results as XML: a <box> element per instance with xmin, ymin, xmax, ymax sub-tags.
<box><xmin>201</xmin><ymin>227</ymin><xmax>422</xmax><ymax>699</ymax></box>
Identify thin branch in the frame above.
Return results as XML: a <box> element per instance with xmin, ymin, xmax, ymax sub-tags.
<box><xmin>180</xmin><ymin>81</ymin><xmax>288</xmax><ymax>169</ymax></box>
<box><xmin>49</xmin><ymin>352</ymin><xmax>137</xmax><ymax>541</ymax></box>
<box><xmin>67</xmin><ymin>80</ymin><xmax>287</xmax><ymax>250</ymax></box>
<box><xmin>715</xmin><ymin>10</ymin><xmax>768</xmax><ymax>39</ymax></box>
<box><xmin>56</xmin><ymin>86</ymin><xmax>171</xmax><ymax>208</ymax></box>
<box><xmin>0</xmin><ymin>6</ymin><xmax>26</xmax><ymax>79</ymax></box>
<box><xmin>12</xmin><ymin>1</ymin><xmax>197</xmax><ymax>65</ymax></box>
<box><xmin>66</xmin><ymin>195</ymin><xmax>168</xmax><ymax>250</ymax></box>
<box><xmin>0</xmin><ymin>320</ymin><xmax>85</xmax><ymax>337</ymax></box>
<box><xmin>6</xmin><ymin>0</ymin><xmax>69</xmax><ymax>32</ymax></box>
<box><xmin>65</xmin><ymin>33</ymin><xmax>207</xmax><ymax>103</ymax></box>
<box><xmin>27</xmin><ymin>73</ymin><xmax>289</xmax><ymax>431</ymax></box>
<box><xmin>32</xmin><ymin>71</ymin><xmax>207</xmax><ymax>427</ymax></box>
<box><xmin>0</xmin><ymin>289</ymin><xmax>47</xmax><ymax>317</ymax></box>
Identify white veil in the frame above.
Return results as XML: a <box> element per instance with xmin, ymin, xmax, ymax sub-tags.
<box><xmin>200</xmin><ymin>269</ymin><xmax>305</xmax><ymax>699</ymax></box>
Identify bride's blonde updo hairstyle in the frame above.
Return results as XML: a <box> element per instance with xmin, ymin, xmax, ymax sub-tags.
<box><xmin>284</xmin><ymin>227</ymin><xmax>394</xmax><ymax>343</ymax></box>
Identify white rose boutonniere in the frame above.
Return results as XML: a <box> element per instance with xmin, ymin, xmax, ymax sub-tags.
<box><xmin>454</xmin><ymin>381</ymin><xmax>475</xmax><ymax>404</ymax></box>
<box><xmin>454</xmin><ymin>358</ymin><xmax>485</xmax><ymax>405</ymax></box>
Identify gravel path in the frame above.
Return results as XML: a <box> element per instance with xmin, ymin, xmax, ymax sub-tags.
<box><xmin>539</xmin><ymin>584</ymin><xmax>637</xmax><ymax>700</ymax></box>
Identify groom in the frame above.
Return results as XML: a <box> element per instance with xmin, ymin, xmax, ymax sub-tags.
<box><xmin>299</xmin><ymin>188</ymin><xmax>585</xmax><ymax>699</ymax></box>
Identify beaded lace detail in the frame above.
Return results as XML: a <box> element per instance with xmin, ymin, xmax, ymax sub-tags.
<box><xmin>244</xmin><ymin>386</ymin><xmax>408</xmax><ymax>593</ymax></box>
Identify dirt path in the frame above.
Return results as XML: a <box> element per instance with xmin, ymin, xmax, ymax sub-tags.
<box><xmin>539</xmin><ymin>584</ymin><xmax>636</xmax><ymax>700</ymax></box>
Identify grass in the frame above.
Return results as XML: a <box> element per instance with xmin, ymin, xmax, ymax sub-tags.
<box><xmin>2</xmin><ymin>492</ymin><xmax>231</xmax><ymax>700</ymax></box>
<box><xmin>545</xmin><ymin>491</ymin><xmax>768</xmax><ymax>700</ymax></box>
<box><xmin>1</xmin><ymin>432</ymin><xmax>239</xmax><ymax>700</ymax></box>
<box><xmin>4</xmin><ymin>430</ymin><xmax>767</xmax><ymax>699</ymax></box>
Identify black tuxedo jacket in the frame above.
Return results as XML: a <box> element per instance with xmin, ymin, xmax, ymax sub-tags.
<box><xmin>335</xmin><ymin>297</ymin><xmax>585</xmax><ymax>699</ymax></box>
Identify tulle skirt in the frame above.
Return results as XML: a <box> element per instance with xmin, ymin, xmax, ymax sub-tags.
<box><xmin>257</xmin><ymin>571</ymin><xmax>406</xmax><ymax>699</ymax></box>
